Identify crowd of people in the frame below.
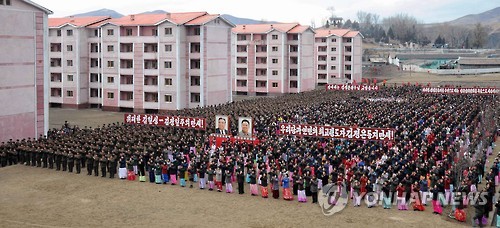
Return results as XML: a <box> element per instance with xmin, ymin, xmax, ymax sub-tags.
<box><xmin>0</xmin><ymin>85</ymin><xmax>499</xmax><ymax>226</ymax></box>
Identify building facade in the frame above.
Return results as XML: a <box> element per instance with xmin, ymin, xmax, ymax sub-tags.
<box><xmin>88</xmin><ymin>12</ymin><xmax>234</xmax><ymax>112</ymax></box>
<box><xmin>0</xmin><ymin>0</ymin><xmax>52</xmax><ymax>142</ymax></box>
<box><xmin>48</xmin><ymin>16</ymin><xmax>111</xmax><ymax>108</ymax></box>
<box><xmin>232</xmin><ymin>23</ymin><xmax>316</xmax><ymax>95</ymax></box>
<box><xmin>314</xmin><ymin>29</ymin><xmax>363</xmax><ymax>85</ymax></box>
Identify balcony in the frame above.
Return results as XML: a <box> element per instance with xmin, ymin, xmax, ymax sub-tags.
<box><xmin>144</xmin><ymin>85</ymin><xmax>158</xmax><ymax>92</ymax></box>
<box><xmin>89</xmin><ymin>97</ymin><xmax>101</xmax><ymax>104</ymax></box>
<box><xmin>119</xmin><ymin>100</ymin><xmax>134</xmax><ymax>108</ymax></box>
<box><xmin>120</xmin><ymin>84</ymin><xmax>134</xmax><ymax>91</ymax></box>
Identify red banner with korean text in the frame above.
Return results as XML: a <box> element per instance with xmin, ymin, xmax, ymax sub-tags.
<box><xmin>422</xmin><ymin>87</ymin><xmax>499</xmax><ymax>95</ymax></box>
<box><xmin>326</xmin><ymin>84</ymin><xmax>379</xmax><ymax>91</ymax></box>
<box><xmin>124</xmin><ymin>113</ymin><xmax>206</xmax><ymax>130</ymax></box>
<box><xmin>278</xmin><ymin>123</ymin><xmax>395</xmax><ymax>141</ymax></box>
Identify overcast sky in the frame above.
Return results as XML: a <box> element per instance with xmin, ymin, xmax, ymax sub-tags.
<box><xmin>38</xmin><ymin>0</ymin><xmax>499</xmax><ymax>25</ymax></box>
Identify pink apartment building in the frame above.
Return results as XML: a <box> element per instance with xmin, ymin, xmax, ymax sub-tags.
<box><xmin>48</xmin><ymin>16</ymin><xmax>111</xmax><ymax>108</ymax></box>
<box><xmin>232</xmin><ymin>23</ymin><xmax>316</xmax><ymax>95</ymax></box>
<box><xmin>84</xmin><ymin>12</ymin><xmax>234</xmax><ymax>112</ymax></box>
<box><xmin>314</xmin><ymin>29</ymin><xmax>363</xmax><ymax>85</ymax></box>
<box><xmin>0</xmin><ymin>0</ymin><xmax>52</xmax><ymax>143</ymax></box>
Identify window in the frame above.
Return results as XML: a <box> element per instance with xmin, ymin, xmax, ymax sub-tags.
<box><xmin>321</xmin><ymin>38</ymin><xmax>326</xmax><ymax>43</ymax></box>
<box><xmin>190</xmin><ymin>76</ymin><xmax>200</xmax><ymax>86</ymax></box>
<box><xmin>57</xmin><ymin>30</ymin><xmax>61</xmax><ymax>36</ymax></box>
<box><xmin>6</xmin><ymin>0</ymin><xmax>10</xmax><ymax>5</ymax></box>
<box><xmin>107</xmin><ymin>61</ymin><xmax>114</xmax><ymax>68</ymax></box>
<box><xmin>272</xmin><ymin>82</ymin><xmax>278</xmax><ymax>88</ymax></box>
<box><xmin>190</xmin><ymin>93</ymin><xmax>200</xmax><ymax>103</ymax></box>
<box><xmin>331</xmin><ymin>66</ymin><xmax>336</xmax><ymax>70</ymax></box>
<box><xmin>66</xmin><ymin>45</ymin><xmax>73</xmax><ymax>51</ymax></box>
<box><xmin>237</xmin><ymin>35</ymin><xmax>246</xmax><ymax>41</ymax></box>
<box><xmin>164</xmin><ymin>61</ymin><xmax>172</xmax><ymax>69</ymax></box>
<box><xmin>331</xmin><ymin>57</ymin><xmax>337</xmax><ymax>61</ymax></box>
<box><xmin>107</xmin><ymin>29</ymin><xmax>114</xmax><ymax>36</ymax></box>
<box><xmin>236</xmin><ymin>80</ymin><xmax>247</xmax><ymax>87</ymax></box>
<box><xmin>94</xmin><ymin>29</ymin><xmax>99</xmax><ymax>37</ymax></box>
<box><xmin>165</xmin><ymin>78</ymin><xmax>172</xmax><ymax>85</ymax></box>
<box><xmin>153</xmin><ymin>29</ymin><xmax>158</xmax><ymax>36</ymax></box>
<box><xmin>331</xmin><ymin>47</ymin><xmax>337</xmax><ymax>52</ymax></box>
<box><xmin>107</xmin><ymin>77</ymin><xmax>114</xmax><ymax>83</ymax></box>
<box><xmin>66</xmin><ymin>30</ymin><xmax>73</xmax><ymax>36</ymax></box>
<box><xmin>107</xmin><ymin>45</ymin><xmax>114</xmax><ymax>52</ymax></box>
<box><xmin>107</xmin><ymin>92</ymin><xmax>114</xmax><ymax>99</ymax></box>
<box><xmin>90</xmin><ymin>73</ymin><xmax>99</xmax><ymax>82</ymax></box>
<box><xmin>190</xmin><ymin>59</ymin><xmax>200</xmax><ymax>69</ymax></box>
<box><xmin>126</xmin><ymin>29</ymin><xmax>133</xmax><ymax>36</ymax></box>
<box><xmin>90</xmin><ymin>89</ymin><xmax>100</xmax><ymax>98</ymax></box>
<box><xmin>164</xmin><ymin>95</ymin><xmax>172</xmax><ymax>103</ymax></box>
<box><xmin>66</xmin><ymin>90</ymin><xmax>73</xmax><ymax>97</ymax></box>
<box><xmin>272</xmin><ymin>35</ymin><xmax>278</xmax><ymax>40</ymax></box>
<box><xmin>165</xmin><ymin>27</ymin><xmax>172</xmax><ymax>35</ymax></box>
<box><xmin>256</xmin><ymin>81</ymin><xmax>267</xmax><ymax>88</ymax></box>
<box><xmin>272</xmin><ymin>59</ymin><xmax>278</xmax><ymax>64</ymax></box>
<box><xmin>194</xmin><ymin>27</ymin><xmax>200</xmax><ymax>35</ymax></box>
<box><xmin>272</xmin><ymin>70</ymin><xmax>278</xmax><ymax>76</ymax></box>
<box><xmin>66</xmin><ymin>60</ymin><xmax>73</xmax><ymax>66</ymax></box>
<box><xmin>165</xmin><ymin>45</ymin><xmax>172</xmax><ymax>52</ymax></box>
<box><xmin>290</xmin><ymin>81</ymin><xmax>298</xmax><ymax>88</ymax></box>
<box><xmin>331</xmin><ymin>38</ymin><xmax>336</xmax><ymax>42</ymax></box>
<box><xmin>272</xmin><ymin>46</ymin><xmax>278</xmax><ymax>52</ymax></box>
<box><xmin>67</xmin><ymin>74</ymin><xmax>73</xmax><ymax>82</ymax></box>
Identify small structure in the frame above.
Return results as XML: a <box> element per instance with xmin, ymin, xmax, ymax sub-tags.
<box><xmin>457</xmin><ymin>57</ymin><xmax>500</xmax><ymax>69</ymax></box>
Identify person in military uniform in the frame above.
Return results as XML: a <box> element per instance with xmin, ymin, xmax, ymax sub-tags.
<box><xmin>75</xmin><ymin>152</ymin><xmax>82</xmax><ymax>174</ymax></box>
<box><xmin>86</xmin><ymin>152</ymin><xmax>93</xmax><ymax>175</ymax></box>
<box><xmin>108</xmin><ymin>154</ymin><xmax>117</xmax><ymax>178</ymax></box>
<box><xmin>100</xmin><ymin>155</ymin><xmax>108</xmax><ymax>177</ymax></box>
<box><xmin>55</xmin><ymin>150</ymin><xmax>62</xmax><ymax>171</ymax></box>
<box><xmin>61</xmin><ymin>150</ymin><xmax>68</xmax><ymax>171</ymax></box>
<box><xmin>93</xmin><ymin>154</ymin><xmax>99</xmax><ymax>177</ymax></box>
<box><xmin>47</xmin><ymin>148</ymin><xmax>54</xmax><ymax>169</ymax></box>
<box><xmin>67</xmin><ymin>152</ymin><xmax>74</xmax><ymax>173</ymax></box>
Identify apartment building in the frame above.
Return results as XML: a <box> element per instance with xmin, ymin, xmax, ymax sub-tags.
<box><xmin>84</xmin><ymin>12</ymin><xmax>234</xmax><ymax>112</ymax></box>
<box><xmin>314</xmin><ymin>29</ymin><xmax>363</xmax><ymax>85</ymax></box>
<box><xmin>48</xmin><ymin>16</ymin><xmax>111</xmax><ymax>108</ymax></box>
<box><xmin>0</xmin><ymin>0</ymin><xmax>52</xmax><ymax>142</ymax></box>
<box><xmin>232</xmin><ymin>23</ymin><xmax>315</xmax><ymax>95</ymax></box>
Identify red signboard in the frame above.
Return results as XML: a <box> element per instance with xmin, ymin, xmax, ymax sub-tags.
<box><xmin>278</xmin><ymin>123</ymin><xmax>395</xmax><ymax>141</ymax></box>
<box><xmin>209</xmin><ymin>134</ymin><xmax>260</xmax><ymax>147</ymax></box>
<box><xmin>326</xmin><ymin>84</ymin><xmax>379</xmax><ymax>91</ymax></box>
<box><xmin>422</xmin><ymin>87</ymin><xmax>499</xmax><ymax>95</ymax></box>
<box><xmin>124</xmin><ymin>113</ymin><xmax>206</xmax><ymax>130</ymax></box>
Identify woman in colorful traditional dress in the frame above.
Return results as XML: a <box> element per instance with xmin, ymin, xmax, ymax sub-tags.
<box><xmin>271</xmin><ymin>174</ymin><xmax>279</xmax><ymax>199</ymax></box>
<box><xmin>225</xmin><ymin>169</ymin><xmax>233</xmax><ymax>193</ymax></box>
<box><xmin>411</xmin><ymin>181</ymin><xmax>424</xmax><ymax>211</ymax></box>
<box><xmin>126</xmin><ymin>157</ymin><xmax>135</xmax><ymax>181</ymax></box>
<box><xmin>138</xmin><ymin>155</ymin><xmax>146</xmax><ymax>182</ymax></box>
<box><xmin>382</xmin><ymin>181</ymin><xmax>391</xmax><ymax>209</ymax></box>
<box><xmin>199</xmin><ymin>165</ymin><xmax>207</xmax><ymax>190</ymax></box>
<box><xmin>215</xmin><ymin>166</ymin><xmax>223</xmax><ymax>192</ymax></box>
<box><xmin>154</xmin><ymin>163</ymin><xmax>162</xmax><ymax>184</ymax></box>
<box><xmin>147</xmin><ymin>159</ymin><xmax>155</xmax><ymax>183</ymax></box>
<box><xmin>161</xmin><ymin>161</ymin><xmax>169</xmax><ymax>184</ymax></box>
<box><xmin>431</xmin><ymin>185</ymin><xmax>442</xmax><ymax>214</ymax></box>
<box><xmin>297</xmin><ymin>176</ymin><xmax>306</xmax><ymax>202</ymax></box>
<box><xmin>179</xmin><ymin>160</ymin><xmax>188</xmax><ymax>187</ymax></box>
<box><xmin>207</xmin><ymin>167</ymin><xmax>215</xmax><ymax>191</ymax></box>
<box><xmin>249</xmin><ymin>170</ymin><xmax>258</xmax><ymax>196</ymax></box>
<box><xmin>260</xmin><ymin>172</ymin><xmax>269</xmax><ymax>198</ymax></box>
<box><xmin>282</xmin><ymin>174</ymin><xmax>293</xmax><ymax>200</ymax></box>
<box><xmin>169</xmin><ymin>162</ymin><xmax>178</xmax><ymax>185</ymax></box>
<box><xmin>396</xmin><ymin>182</ymin><xmax>407</xmax><ymax>210</ymax></box>
<box><xmin>118</xmin><ymin>156</ymin><xmax>127</xmax><ymax>179</ymax></box>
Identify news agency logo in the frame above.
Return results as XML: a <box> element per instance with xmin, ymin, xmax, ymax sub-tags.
<box><xmin>318</xmin><ymin>182</ymin><xmax>348</xmax><ymax>216</ymax></box>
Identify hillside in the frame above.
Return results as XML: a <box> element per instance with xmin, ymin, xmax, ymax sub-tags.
<box><xmin>71</xmin><ymin>8</ymin><xmax>123</xmax><ymax>18</ymax></box>
<box><xmin>449</xmin><ymin>7</ymin><xmax>500</xmax><ymax>25</ymax></box>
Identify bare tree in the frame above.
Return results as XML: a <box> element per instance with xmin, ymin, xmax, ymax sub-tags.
<box><xmin>471</xmin><ymin>23</ymin><xmax>488</xmax><ymax>48</ymax></box>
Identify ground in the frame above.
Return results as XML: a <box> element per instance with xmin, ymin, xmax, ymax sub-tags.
<box><xmin>2</xmin><ymin>72</ymin><xmax>500</xmax><ymax>227</ymax></box>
